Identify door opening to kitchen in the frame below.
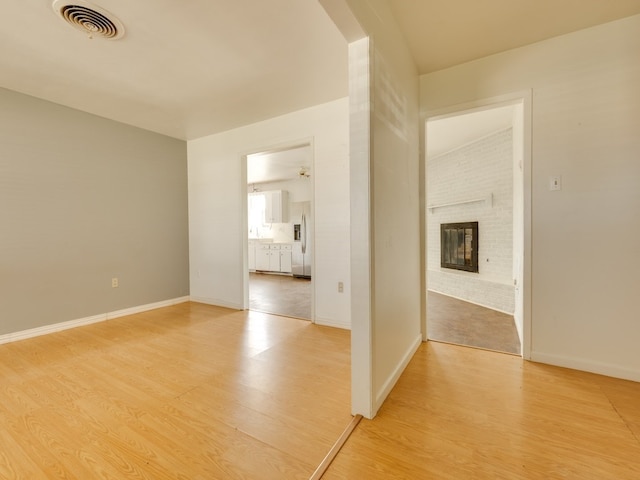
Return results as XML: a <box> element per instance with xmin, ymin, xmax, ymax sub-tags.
<box><xmin>245</xmin><ymin>143</ymin><xmax>313</xmax><ymax>321</ymax></box>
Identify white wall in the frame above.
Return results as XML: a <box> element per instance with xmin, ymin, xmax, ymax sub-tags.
<box><xmin>427</xmin><ymin>128</ymin><xmax>514</xmax><ymax>313</ymax></box>
<box><xmin>342</xmin><ymin>0</ymin><xmax>422</xmax><ymax>417</ymax></box>
<box><xmin>421</xmin><ymin>14</ymin><xmax>640</xmax><ymax>381</ymax></box>
<box><xmin>188</xmin><ymin>98</ymin><xmax>351</xmax><ymax>329</ymax></box>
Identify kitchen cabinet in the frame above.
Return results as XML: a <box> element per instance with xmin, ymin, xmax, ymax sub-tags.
<box><xmin>254</xmin><ymin>243</ymin><xmax>292</xmax><ymax>273</ymax></box>
<box><xmin>268</xmin><ymin>245</ymin><xmax>281</xmax><ymax>272</ymax></box>
<box><xmin>256</xmin><ymin>244</ymin><xmax>271</xmax><ymax>271</ymax></box>
<box><xmin>248</xmin><ymin>241</ymin><xmax>257</xmax><ymax>271</ymax></box>
<box><xmin>279</xmin><ymin>244</ymin><xmax>292</xmax><ymax>273</ymax></box>
<box><xmin>264</xmin><ymin>190</ymin><xmax>289</xmax><ymax>223</ymax></box>
<box><xmin>248</xmin><ymin>190</ymin><xmax>288</xmax><ymax>225</ymax></box>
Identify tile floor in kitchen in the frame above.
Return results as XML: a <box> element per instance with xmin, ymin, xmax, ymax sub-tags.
<box><xmin>249</xmin><ymin>272</ymin><xmax>311</xmax><ymax>320</ymax></box>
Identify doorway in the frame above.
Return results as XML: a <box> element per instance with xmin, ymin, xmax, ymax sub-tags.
<box><xmin>425</xmin><ymin>98</ymin><xmax>529</xmax><ymax>356</ymax></box>
<box><xmin>245</xmin><ymin>143</ymin><xmax>314</xmax><ymax>321</ymax></box>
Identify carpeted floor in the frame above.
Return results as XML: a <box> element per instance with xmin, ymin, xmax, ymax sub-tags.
<box><xmin>249</xmin><ymin>272</ymin><xmax>312</xmax><ymax>320</ymax></box>
<box><xmin>427</xmin><ymin>290</ymin><xmax>521</xmax><ymax>354</ymax></box>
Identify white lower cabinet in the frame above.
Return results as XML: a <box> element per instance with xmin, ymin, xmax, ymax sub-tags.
<box><xmin>248</xmin><ymin>241</ymin><xmax>257</xmax><ymax>271</ymax></box>
<box><xmin>279</xmin><ymin>244</ymin><xmax>292</xmax><ymax>273</ymax></box>
<box><xmin>256</xmin><ymin>244</ymin><xmax>271</xmax><ymax>271</ymax></box>
<box><xmin>268</xmin><ymin>245</ymin><xmax>281</xmax><ymax>272</ymax></box>
<box><xmin>254</xmin><ymin>243</ymin><xmax>292</xmax><ymax>273</ymax></box>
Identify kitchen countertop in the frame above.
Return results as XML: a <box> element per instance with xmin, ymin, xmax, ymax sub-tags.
<box><xmin>248</xmin><ymin>239</ymin><xmax>293</xmax><ymax>245</ymax></box>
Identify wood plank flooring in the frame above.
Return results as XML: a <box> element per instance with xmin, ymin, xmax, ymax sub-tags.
<box><xmin>325</xmin><ymin>342</ymin><xmax>640</xmax><ymax>479</ymax></box>
<box><xmin>3</xmin><ymin>302</ymin><xmax>640</xmax><ymax>479</ymax></box>
<box><xmin>0</xmin><ymin>302</ymin><xmax>351</xmax><ymax>479</ymax></box>
<box><xmin>249</xmin><ymin>272</ymin><xmax>312</xmax><ymax>320</ymax></box>
<box><xmin>427</xmin><ymin>290</ymin><xmax>521</xmax><ymax>354</ymax></box>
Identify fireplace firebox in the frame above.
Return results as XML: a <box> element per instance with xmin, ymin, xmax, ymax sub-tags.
<box><xmin>440</xmin><ymin>222</ymin><xmax>479</xmax><ymax>273</ymax></box>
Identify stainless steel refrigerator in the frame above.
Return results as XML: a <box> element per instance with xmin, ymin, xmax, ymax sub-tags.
<box><xmin>291</xmin><ymin>201</ymin><xmax>312</xmax><ymax>279</ymax></box>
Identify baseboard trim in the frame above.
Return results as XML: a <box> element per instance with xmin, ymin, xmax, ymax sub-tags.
<box><xmin>314</xmin><ymin>316</ymin><xmax>351</xmax><ymax>330</ymax></box>
<box><xmin>531</xmin><ymin>351</ymin><xmax>640</xmax><ymax>383</ymax></box>
<box><xmin>189</xmin><ymin>296</ymin><xmax>243</xmax><ymax>310</ymax></box>
<box><xmin>374</xmin><ymin>334</ymin><xmax>422</xmax><ymax>413</ymax></box>
<box><xmin>107</xmin><ymin>296</ymin><xmax>191</xmax><ymax>320</ymax></box>
<box><xmin>0</xmin><ymin>296</ymin><xmax>191</xmax><ymax>346</ymax></box>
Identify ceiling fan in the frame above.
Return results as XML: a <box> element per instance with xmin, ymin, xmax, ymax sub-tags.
<box><xmin>298</xmin><ymin>167</ymin><xmax>311</xmax><ymax>179</ymax></box>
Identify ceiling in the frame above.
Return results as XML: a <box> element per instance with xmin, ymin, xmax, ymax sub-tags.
<box><xmin>247</xmin><ymin>145</ymin><xmax>312</xmax><ymax>185</ymax></box>
<box><xmin>389</xmin><ymin>0</ymin><xmax>640</xmax><ymax>74</ymax></box>
<box><xmin>2</xmin><ymin>1</ymin><xmax>640</xmax><ymax>143</ymax></box>
<box><xmin>0</xmin><ymin>0</ymin><xmax>348</xmax><ymax>141</ymax></box>
<box><xmin>427</xmin><ymin>105</ymin><xmax>515</xmax><ymax>158</ymax></box>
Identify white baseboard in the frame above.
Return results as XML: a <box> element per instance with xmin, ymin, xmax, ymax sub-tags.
<box><xmin>374</xmin><ymin>334</ymin><xmax>423</xmax><ymax>413</ymax></box>
<box><xmin>530</xmin><ymin>351</ymin><xmax>640</xmax><ymax>383</ymax></box>
<box><xmin>189</xmin><ymin>296</ymin><xmax>243</xmax><ymax>310</ymax></box>
<box><xmin>107</xmin><ymin>296</ymin><xmax>191</xmax><ymax>320</ymax></box>
<box><xmin>314</xmin><ymin>316</ymin><xmax>351</xmax><ymax>330</ymax></box>
<box><xmin>0</xmin><ymin>296</ymin><xmax>191</xmax><ymax>346</ymax></box>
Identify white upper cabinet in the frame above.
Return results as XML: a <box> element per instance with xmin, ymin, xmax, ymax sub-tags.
<box><xmin>264</xmin><ymin>190</ymin><xmax>289</xmax><ymax>223</ymax></box>
<box><xmin>250</xmin><ymin>190</ymin><xmax>289</xmax><ymax>225</ymax></box>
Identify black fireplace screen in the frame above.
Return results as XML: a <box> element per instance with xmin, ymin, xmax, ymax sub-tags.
<box><xmin>440</xmin><ymin>222</ymin><xmax>479</xmax><ymax>272</ymax></box>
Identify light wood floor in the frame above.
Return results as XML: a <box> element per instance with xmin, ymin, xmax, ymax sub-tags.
<box><xmin>3</xmin><ymin>304</ymin><xmax>640</xmax><ymax>479</ymax></box>
<box><xmin>250</xmin><ymin>272</ymin><xmax>312</xmax><ymax>320</ymax></box>
<box><xmin>0</xmin><ymin>302</ymin><xmax>351</xmax><ymax>479</ymax></box>
<box><xmin>427</xmin><ymin>291</ymin><xmax>521</xmax><ymax>354</ymax></box>
<box><xmin>325</xmin><ymin>342</ymin><xmax>640</xmax><ymax>479</ymax></box>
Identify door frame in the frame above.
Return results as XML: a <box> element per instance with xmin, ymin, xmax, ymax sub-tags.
<box><xmin>241</xmin><ymin>138</ymin><xmax>316</xmax><ymax>322</ymax></box>
<box><xmin>422</xmin><ymin>91</ymin><xmax>532</xmax><ymax>359</ymax></box>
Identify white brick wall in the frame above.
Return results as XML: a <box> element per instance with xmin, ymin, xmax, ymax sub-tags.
<box><xmin>427</xmin><ymin>128</ymin><xmax>515</xmax><ymax>313</ymax></box>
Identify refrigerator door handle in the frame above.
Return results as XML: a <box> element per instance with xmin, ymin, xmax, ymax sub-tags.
<box><xmin>301</xmin><ymin>213</ymin><xmax>307</xmax><ymax>254</ymax></box>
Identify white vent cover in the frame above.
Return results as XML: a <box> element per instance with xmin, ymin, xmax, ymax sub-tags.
<box><xmin>52</xmin><ymin>0</ymin><xmax>125</xmax><ymax>40</ymax></box>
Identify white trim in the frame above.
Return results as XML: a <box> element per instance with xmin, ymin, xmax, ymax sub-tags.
<box><xmin>241</xmin><ymin>137</ymin><xmax>317</xmax><ymax>326</ymax></box>
<box><xmin>315</xmin><ymin>316</ymin><xmax>351</xmax><ymax>330</ymax></box>
<box><xmin>374</xmin><ymin>334</ymin><xmax>422</xmax><ymax>413</ymax></box>
<box><xmin>106</xmin><ymin>296</ymin><xmax>190</xmax><ymax>320</ymax></box>
<box><xmin>521</xmin><ymin>91</ymin><xmax>533</xmax><ymax>361</ymax></box>
<box><xmin>424</xmin><ymin>91</ymin><xmax>529</xmax><ymax>122</ymax></box>
<box><xmin>348</xmin><ymin>36</ymin><xmax>374</xmax><ymax>419</ymax></box>
<box><xmin>428</xmin><ymin>193</ymin><xmax>492</xmax><ymax>212</ymax></box>
<box><xmin>0</xmin><ymin>296</ymin><xmax>191</xmax><ymax>346</ymax></box>
<box><xmin>531</xmin><ymin>352</ymin><xmax>640</xmax><ymax>383</ymax></box>
<box><xmin>423</xmin><ymin>89</ymin><xmax>533</xmax><ymax>361</ymax></box>
<box><xmin>189</xmin><ymin>296</ymin><xmax>243</xmax><ymax>310</ymax></box>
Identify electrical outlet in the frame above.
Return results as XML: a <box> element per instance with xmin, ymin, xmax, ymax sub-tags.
<box><xmin>112</xmin><ymin>277</ymin><xmax>119</xmax><ymax>288</ymax></box>
<box><xmin>550</xmin><ymin>175</ymin><xmax>562</xmax><ymax>191</ymax></box>
<box><xmin>338</xmin><ymin>281</ymin><xmax>344</xmax><ymax>293</ymax></box>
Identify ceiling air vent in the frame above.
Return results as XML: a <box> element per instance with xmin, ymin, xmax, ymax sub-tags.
<box><xmin>52</xmin><ymin>0</ymin><xmax>125</xmax><ymax>40</ymax></box>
